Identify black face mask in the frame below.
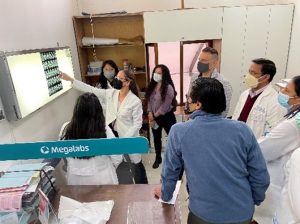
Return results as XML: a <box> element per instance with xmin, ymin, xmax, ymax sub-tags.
<box><xmin>112</xmin><ymin>78</ymin><xmax>123</xmax><ymax>90</ymax></box>
<box><xmin>197</xmin><ymin>62</ymin><xmax>209</xmax><ymax>73</ymax></box>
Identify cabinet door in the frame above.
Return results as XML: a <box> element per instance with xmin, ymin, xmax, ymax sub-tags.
<box><xmin>220</xmin><ymin>4</ymin><xmax>294</xmax><ymax>116</ymax></box>
<box><xmin>266</xmin><ymin>4</ymin><xmax>294</xmax><ymax>83</ymax></box>
<box><xmin>143</xmin><ymin>8</ymin><xmax>223</xmax><ymax>43</ymax></box>
<box><xmin>220</xmin><ymin>6</ymin><xmax>247</xmax><ymax>114</ymax></box>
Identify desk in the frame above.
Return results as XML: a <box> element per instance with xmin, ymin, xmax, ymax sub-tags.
<box><xmin>52</xmin><ymin>184</ymin><xmax>181</xmax><ymax>224</ymax></box>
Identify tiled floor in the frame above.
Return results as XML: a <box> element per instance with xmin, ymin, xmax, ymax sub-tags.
<box><xmin>142</xmin><ymin>152</ymin><xmax>189</xmax><ymax>223</ymax></box>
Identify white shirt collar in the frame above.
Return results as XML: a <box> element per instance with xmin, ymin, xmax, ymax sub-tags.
<box><xmin>249</xmin><ymin>85</ymin><xmax>269</xmax><ymax>98</ymax></box>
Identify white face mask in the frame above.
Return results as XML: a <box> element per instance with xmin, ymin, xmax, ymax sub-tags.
<box><xmin>103</xmin><ymin>70</ymin><xmax>115</xmax><ymax>80</ymax></box>
<box><xmin>153</xmin><ymin>73</ymin><xmax>162</xmax><ymax>82</ymax></box>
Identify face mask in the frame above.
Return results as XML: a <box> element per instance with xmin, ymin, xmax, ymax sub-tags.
<box><xmin>112</xmin><ymin>78</ymin><xmax>124</xmax><ymax>90</ymax></box>
<box><xmin>197</xmin><ymin>62</ymin><xmax>209</xmax><ymax>73</ymax></box>
<box><xmin>244</xmin><ymin>73</ymin><xmax>264</xmax><ymax>88</ymax></box>
<box><xmin>277</xmin><ymin>92</ymin><xmax>291</xmax><ymax>108</ymax></box>
<box><xmin>153</xmin><ymin>73</ymin><xmax>162</xmax><ymax>82</ymax></box>
<box><xmin>103</xmin><ymin>70</ymin><xmax>115</xmax><ymax>80</ymax></box>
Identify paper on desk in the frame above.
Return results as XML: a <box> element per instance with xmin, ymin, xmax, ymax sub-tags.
<box><xmin>0</xmin><ymin>171</ymin><xmax>34</xmax><ymax>189</ymax></box>
<box><xmin>7</xmin><ymin>163</ymin><xmax>47</xmax><ymax>172</ymax></box>
<box><xmin>58</xmin><ymin>196</ymin><xmax>114</xmax><ymax>224</ymax></box>
<box><xmin>159</xmin><ymin>180</ymin><xmax>181</xmax><ymax>205</ymax></box>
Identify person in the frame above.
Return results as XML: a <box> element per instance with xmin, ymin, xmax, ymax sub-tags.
<box><xmin>97</xmin><ymin>59</ymin><xmax>119</xmax><ymax>89</ymax></box>
<box><xmin>232</xmin><ymin>58</ymin><xmax>286</xmax><ymax>138</ymax></box>
<box><xmin>155</xmin><ymin>78</ymin><xmax>270</xmax><ymax>224</ymax></box>
<box><xmin>145</xmin><ymin>64</ymin><xmax>177</xmax><ymax>169</ymax></box>
<box><xmin>253</xmin><ymin>76</ymin><xmax>300</xmax><ymax>223</ymax></box>
<box><xmin>59</xmin><ymin>92</ymin><xmax>122</xmax><ymax>185</ymax></box>
<box><xmin>60</xmin><ymin>70</ymin><xmax>148</xmax><ymax>184</ymax></box>
<box><xmin>187</xmin><ymin>46</ymin><xmax>232</xmax><ymax>117</ymax></box>
<box><xmin>274</xmin><ymin>147</ymin><xmax>300</xmax><ymax>223</ymax></box>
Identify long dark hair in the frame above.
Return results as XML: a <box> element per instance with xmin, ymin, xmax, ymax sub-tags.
<box><xmin>123</xmin><ymin>70</ymin><xmax>140</xmax><ymax>97</ymax></box>
<box><xmin>285</xmin><ymin>75</ymin><xmax>300</xmax><ymax>119</ymax></box>
<box><xmin>145</xmin><ymin>64</ymin><xmax>177</xmax><ymax>102</ymax></box>
<box><xmin>99</xmin><ymin>60</ymin><xmax>119</xmax><ymax>89</ymax></box>
<box><xmin>64</xmin><ymin>93</ymin><xmax>107</xmax><ymax>141</ymax></box>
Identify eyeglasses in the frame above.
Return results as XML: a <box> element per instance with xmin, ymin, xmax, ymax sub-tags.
<box><xmin>248</xmin><ymin>70</ymin><xmax>263</xmax><ymax>77</ymax></box>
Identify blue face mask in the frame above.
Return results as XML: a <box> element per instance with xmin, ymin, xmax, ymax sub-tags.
<box><xmin>277</xmin><ymin>92</ymin><xmax>290</xmax><ymax>108</ymax></box>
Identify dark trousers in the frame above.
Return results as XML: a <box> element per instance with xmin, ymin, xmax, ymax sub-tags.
<box><xmin>188</xmin><ymin>211</ymin><xmax>252</xmax><ymax>224</ymax></box>
<box><xmin>152</xmin><ymin>111</ymin><xmax>176</xmax><ymax>159</ymax></box>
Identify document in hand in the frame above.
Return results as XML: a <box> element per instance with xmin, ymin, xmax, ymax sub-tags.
<box><xmin>158</xmin><ymin>180</ymin><xmax>182</xmax><ymax>205</ymax></box>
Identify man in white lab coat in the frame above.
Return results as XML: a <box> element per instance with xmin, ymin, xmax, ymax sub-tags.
<box><xmin>232</xmin><ymin>58</ymin><xmax>286</xmax><ymax>139</ymax></box>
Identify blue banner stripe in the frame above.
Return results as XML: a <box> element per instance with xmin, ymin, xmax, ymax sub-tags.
<box><xmin>0</xmin><ymin>137</ymin><xmax>149</xmax><ymax>161</ymax></box>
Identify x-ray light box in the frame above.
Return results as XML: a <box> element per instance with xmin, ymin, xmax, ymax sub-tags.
<box><xmin>0</xmin><ymin>47</ymin><xmax>75</xmax><ymax>121</ymax></box>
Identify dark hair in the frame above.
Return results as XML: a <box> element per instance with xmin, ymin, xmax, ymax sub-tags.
<box><xmin>252</xmin><ymin>58</ymin><xmax>276</xmax><ymax>82</ymax></box>
<box><xmin>293</xmin><ymin>76</ymin><xmax>300</xmax><ymax>97</ymax></box>
<box><xmin>99</xmin><ymin>60</ymin><xmax>119</xmax><ymax>89</ymax></box>
<box><xmin>145</xmin><ymin>64</ymin><xmax>177</xmax><ymax>102</ymax></box>
<box><xmin>123</xmin><ymin>70</ymin><xmax>140</xmax><ymax>97</ymax></box>
<box><xmin>64</xmin><ymin>92</ymin><xmax>107</xmax><ymax>142</ymax></box>
<box><xmin>190</xmin><ymin>78</ymin><xmax>226</xmax><ymax>114</ymax></box>
<box><xmin>202</xmin><ymin>47</ymin><xmax>218</xmax><ymax>59</ymax></box>
<box><xmin>285</xmin><ymin>75</ymin><xmax>300</xmax><ymax>119</ymax></box>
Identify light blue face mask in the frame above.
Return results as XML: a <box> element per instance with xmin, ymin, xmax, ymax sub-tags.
<box><xmin>153</xmin><ymin>73</ymin><xmax>162</xmax><ymax>82</ymax></box>
<box><xmin>277</xmin><ymin>92</ymin><xmax>291</xmax><ymax>108</ymax></box>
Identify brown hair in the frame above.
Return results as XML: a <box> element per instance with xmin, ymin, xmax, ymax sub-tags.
<box><xmin>123</xmin><ymin>70</ymin><xmax>139</xmax><ymax>97</ymax></box>
<box><xmin>202</xmin><ymin>47</ymin><xmax>218</xmax><ymax>59</ymax></box>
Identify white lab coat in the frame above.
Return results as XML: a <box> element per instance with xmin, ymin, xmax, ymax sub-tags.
<box><xmin>96</xmin><ymin>81</ymin><xmax>112</xmax><ymax>115</ymax></box>
<box><xmin>254</xmin><ymin>114</ymin><xmax>300</xmax><ymax>223</ymax></box>
<box><xmin>59</xmin><ymin>122</ymin><xmax>123</xmax><ymax>185</ymax></box>
<box><xmin>72</xmin><ymin>79</ymin><xmax>143</xmax><ymax>164</ymax></box>
<box><xmin>232</xmin><ymin>84</ymin><xmax>286</xmax><ymax>139</ymax></box>
<box><xmin>275</xmin><ymin>148</ymin><xmax>300</xmax><ymax>223</ymax></box>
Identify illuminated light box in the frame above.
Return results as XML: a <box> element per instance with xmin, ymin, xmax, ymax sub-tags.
<box><xmin>0</xmin><ymin>47</ymin><xmax>75</xmax><ymax>121</ymax></box>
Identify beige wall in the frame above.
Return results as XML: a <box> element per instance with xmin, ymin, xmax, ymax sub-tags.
<box><xmin>0</xmin><ymin>0</ymin><xmax>81</xmax><ymax>144</ymax></box>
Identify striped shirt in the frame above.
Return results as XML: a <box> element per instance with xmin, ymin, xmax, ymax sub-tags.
<box><xmin>188</xmin><ymin>70</ymin><xmax>233</xmax><ymax>117</ymax></box>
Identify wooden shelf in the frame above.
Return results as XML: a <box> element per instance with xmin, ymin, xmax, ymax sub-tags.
<box><xmin>80</xmin><ymin>43</ymin><xmax>144</xmax><ymax>49</ymax></box>
<box><xmin>73</xmin><ymin>13</ymin><xmax>147</xmax><ymax>88</ymax></box>
<box><xmin>74</xmin><ymin>12</ymin><xmax>143</xmax><ymax>19</ymax></box>
<box><xmin>84</xmin><ymin>71</ymin><xmax>146</xmax><ymax>77</ymax></box>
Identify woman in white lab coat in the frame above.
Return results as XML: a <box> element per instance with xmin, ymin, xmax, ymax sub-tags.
<box><xmin>254</xmin><ymin>76</ymin><xmax>300</xmax><ymax>223</ymax></box>
<box><xmin>60</xmin><ymin>92</ymin><xmax>122</xmax><ymax>185</ymax></box>
<box><xmin>60</xmin><ymin>70</ymin><xmax>148</xmax><ymax>184</ymax></box>
<box><xmin>274</xmin><ymin>147</ymin><xmax>300</xmax><ymax>223</ymax></box>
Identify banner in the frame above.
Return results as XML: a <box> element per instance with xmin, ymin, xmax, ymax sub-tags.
<box><xmin>0</xmin><ymin>137</ymin><xmax>149</xmax><ymax>161</ymax></box>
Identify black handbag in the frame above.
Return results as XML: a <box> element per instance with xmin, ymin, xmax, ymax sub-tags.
<box><xmin>116</xmin><ymin>154</ymin><xmax>148</xmax><ymax>184</ymax></box>
<box><xmin>116</xmin><ymin>155</ymin><xmax>136</xmax><ymax>184</ymax></box>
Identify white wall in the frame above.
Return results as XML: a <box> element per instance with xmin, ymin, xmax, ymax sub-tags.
<box><xmin>286</xmin><ymin>0</ymin><xmax>300</xmax><ymax>77</ymax></box>
<box><xmin>0</xmin><ymin>0</ymin><xmax>81</xmax><ymax>145</ymax></box>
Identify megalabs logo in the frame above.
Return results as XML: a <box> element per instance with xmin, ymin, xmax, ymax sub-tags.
<box><xmin>40</xmin><ymin>145</ymin><xmax>89</xmax><ymax>155</ymax></box>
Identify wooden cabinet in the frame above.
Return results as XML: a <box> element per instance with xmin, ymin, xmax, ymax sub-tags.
<box><xmin>73</xmin><ymin>13</ymin><xmax>147</xmax><ymax>89</ymax></box>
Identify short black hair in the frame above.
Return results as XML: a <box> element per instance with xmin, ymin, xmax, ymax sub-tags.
<box><xmin>252</xmin><ymin>58</ymin><xmax>276</xmax><ymax>82</ymax></box>
<box><xmin>190</xmin><ymin>78</ymin><xmax>226</xmax><ymax>114</ymax></box>
<box><xmin>293</xmin><ymin>75</ymin><xmax>300</xmax><ymax>97</ymax></box>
